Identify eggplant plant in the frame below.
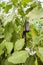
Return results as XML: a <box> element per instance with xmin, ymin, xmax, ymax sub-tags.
<box><xmin>0</xmin><ymin>0</ymin><xmax>43</xmax><ymax>65</ymax></box>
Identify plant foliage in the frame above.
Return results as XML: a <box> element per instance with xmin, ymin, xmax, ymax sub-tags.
<box><xmin>0</xmin><ymin>0</ymin><xmax>43</xmax><ymax>65</ymax></box>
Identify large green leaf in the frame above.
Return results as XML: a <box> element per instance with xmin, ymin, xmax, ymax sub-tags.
<box><xmin>8</xmin><ymin>51</ymin><xmax>29</xmax><ymax>64</ymax></box>
<box><xmin>14</xmin><ymin>39</ymin><xmax>25</xmax><ymax>51</ymax></box>
<box><xmin>36</xmin><ymin>47</ymin><xmax>43</xmax><ymax>62</ymax></box>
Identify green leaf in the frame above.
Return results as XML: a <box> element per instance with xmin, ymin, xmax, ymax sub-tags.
<box><xmin>15</xmin><ymin>17</ymin><xmax>22</xmax><ymax>26</ymax></box>
<box><xmin>26</xmin><ymin>7</ymin><xmax>33</xmax><ymax>14</ymax></box>
<box><xmin>8</xmin><ymin>51</ymin><xmax>29</xmax><ymax>64</ymax></box>
<box><xmin>11</xmin><ymin>0</ymin><xmax>18</xmax><ymax>7</ymax></box>
<box><xmin>1</xmin><ymin>2</ymin><xmax>5</xmax><ymax>7</ymax></box>
<box><xmin>18</xmin><ymin>6</ymin><xmax>25</xmax><ymax>16</ymax></box>
<box><xmin>25</xmin><ymin>2</ymin><xmax>37</xmax><ymax>14</ymax></box>
<box><xmin>4</xmin><ymin>4</ymin><xmax>12</xmax><ymax>13</ymax></box>
<box><xmin>14</xmin><ymin>39</ymin><xmax>25</xmax><ymax>51</ymax></box>
<box><xmin>0</xmin><ymin>27</ymin><xmax>4</xmax><ymax>34</ymax></box>
<box><xmin>28</xmin><ymin>7</ymin><xmax>43</xmax><ymax>21</ymax></box>
<box><xmin>30</xmin><ymin>2</ymin><xmax>37</xmax><ymax>8</ymax></box>
<box><xmin>34</xmin><ymin>58</ymin><xmax>38</xmax><ymax>65</ymax></box>
<box><xmin>0</xmin><ymin>40</ymin><xmax>5</xmax><ymax>55</ymax></box>
<box><xmin>23</xmin><ymin>56</ymin><xmax>35</xmax><ymax>65</ymax></box>
<box><xmin>4</xmin><ymin>40</ymin><xmax>13</xmax><ymax>54</ymax></box>
<box><xmin>38</xmin><ymin>59</ymin><xmax>43</xmax><ymax>65</ymax></box>
<box><xmin>0</xmin><ymin>2</ymin><xmax>5</xmax><ymax>7</ymax></box>
<box><xmin>4</xmin><ymin>60</ymin><xmax>15</xmax><ymax>65</ymax></box>
<box><xmin>21</xmin><ymin>0</ymin><xmax>32</xmax><ymax>7</ymax></box>
<box><xmin>0</xmin><ymin>45</ymin><xmax>4</xmax><ymax>56</ymax></box>
<box><xmin>0</xmin><ymin>35</ymin><xmax>4</xmax><ymax>39</ymax></box>
<box><xmin>37</xmin><ymin>2</ymin><xmax>41</xmax><ymax>8</ymax></box>
<box><xmin>0</xmin><ymin>59</ymin><xmax>15</xmax><ymax>65</ymax></box>
<box><xmin>36</xmin><ymin>47</ymin><xmax>43</xmax><ymax>62</ymax></box>
<box><xmin>33</xmin><ymin>35</ymin><xmax>43</xmax><ymax>46</ymax></box>
<box><xmin>0</xmin><ymin>4</ymin><xmax>2</xmax><ymax>7</ymax></box>
<box><xmin>30</xmin><ymin>28</ymin><xmax>38</xmax><ymax>40</ymax></box>
<box><xmin>0</xmin><ymin>27</ymin><xmax>4</xmax><ymax>39</ymax></box>
<box><xmin>4</xmin><ymin>22</ymin><xmax>14</xmax><ymax>41</ymax></box>
<box><xmin>11</xmin><ymin>31</ymin><xmax>18</xmax><ymax>44</ymax></box>
<box><xmin>0</xmin><ymin>40</ymin><xmax>13</xmax><ymax>55</ymax></box>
